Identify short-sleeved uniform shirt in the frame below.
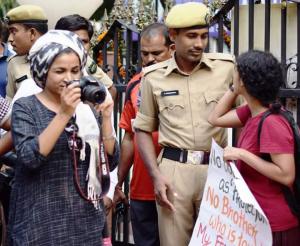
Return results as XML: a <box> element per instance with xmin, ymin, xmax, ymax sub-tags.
<box><xmin>6</xmin><ymin>55</ymin><xmax>31</xmax><ymax>101</ymax></box>
<box><xmin>119</xmin><ymin>73</ymin><xmax>161</xmax><ymax>200</ymax></box>
<box><xmin>134</xmin><ymin>53</ymin><xmax>235</xmax><ymax>151</ymax></box>
<box><xmin>236</xmin><ymin>105</ymin><xmax>298</xmax><ymax>231</ymax></box>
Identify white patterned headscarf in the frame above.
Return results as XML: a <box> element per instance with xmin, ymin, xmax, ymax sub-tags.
<box><xmin>28</xmin><ymin>30</ymin><xmax>87</xmax><ymax>88</ymax></box>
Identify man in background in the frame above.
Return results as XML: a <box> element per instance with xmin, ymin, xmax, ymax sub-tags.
<box><xmin>113</xmin><ymin>23</ymin><xmax>173</xmax><ymax>246</ymax></box>
<box><xmin>0</xmin><ymin>20</ymin><xmax>13</xmax><ymax>97</ymax></box>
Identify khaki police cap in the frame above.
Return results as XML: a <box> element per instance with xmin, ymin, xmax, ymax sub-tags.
<box><xmin>5</xmin><ymin>5</ymin><xmax>47</xmax><ymax>25</ymax></box>
<box><xmin>165</xmin><ymin>2</ymin><xmax>211</xmax><ymax>28</ymax></box>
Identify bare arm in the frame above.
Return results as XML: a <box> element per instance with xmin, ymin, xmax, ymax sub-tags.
<box><xmin>136</xmin><ymin>129</ymin><xmax>175</xmax><ymax>211</ymax></box>
<box><xmin>0</xmin><ymin>131</ymin><xmax>13</xmax><ymax>156</ymax></box>
<box><xmin>224</xmin><ymin>147</ymin><xmax>295</xmax><ymax>187</ymax></box>
<box><xmin>1</xmin><ymin>117</ymin><xmax>11</xmax><ymax>131</ymax></box>
<box><xmin>208</xmin><ymin>89</ymin><xmax>243</xmax><ymax>128</ymax></box>
<box><xmin>113</xmin><ymin>131</ymin><xmax>134</xmax><ymax>205</ymax></box>
<box><xmin>95</xmin><ymin>94</ymin><xmax>116</xmax><ymax>155</ymax></box>
<box><xmin>117</xmin><ymin>131</ymin><xmax>134</xmax><ymax>187</ymax></box>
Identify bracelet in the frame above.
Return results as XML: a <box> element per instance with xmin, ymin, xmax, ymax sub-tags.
<box><xmin>102</xmin><ymin>131</ymin><xmax>116</xmax><ymax>141</ymax></box>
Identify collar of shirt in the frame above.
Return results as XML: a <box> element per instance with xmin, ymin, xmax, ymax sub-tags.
<box><xmin>164</xmin><ymin>52</ymin><xmax>214</xmax><ymax>77</ymax></box>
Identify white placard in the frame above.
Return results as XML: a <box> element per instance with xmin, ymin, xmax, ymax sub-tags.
<box><xmin>189</xmin><ymin>139</ymin><xmax>272</xmax><ymax>246</ymax></box>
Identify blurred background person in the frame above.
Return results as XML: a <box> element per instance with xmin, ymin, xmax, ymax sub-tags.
<box><xmin>113</xmin><ymin>23</ymin><xmax>173</xmax><ymax>246</ymax></box>
<box><xmin>5</xmin><ymin>4</ymin><xmax>48</xmax><ymax>101</ymax></box>
<box><xmin>0</xmin><ymin>20</ymin><xmax>13</xmax><ymax>97</ymax></box>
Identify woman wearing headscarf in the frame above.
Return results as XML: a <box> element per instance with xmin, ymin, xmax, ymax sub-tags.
<box><xmin>7</xmin><ymin>30</ymin><xmax>119</xmax><ymax>245</ymax></box>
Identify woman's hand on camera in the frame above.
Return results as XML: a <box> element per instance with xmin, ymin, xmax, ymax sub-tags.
<box><xmin>94</xmin><ymin>94</ymin><xmax>114</xmax><ymax>119</ymax></box>
<box><xmin>59</xmin><ymin>82</ymin><xmax>81</xmax><ymax>117</ymax></box>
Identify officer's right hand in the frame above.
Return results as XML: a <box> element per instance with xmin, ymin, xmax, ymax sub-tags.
<box><xmin>59</xmin><ymin>82</ymin><xmax>81</xmax><ymax>118</ymax></box>
<box><xmin>153</xmin><ymin>172</ymin><xmax>176</xmax><ymax>212</ymax></box>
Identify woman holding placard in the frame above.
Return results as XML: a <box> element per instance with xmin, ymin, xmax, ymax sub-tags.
<box><xmin>208</xmin><ymin>50</ymin><xmax>300</xmax><ymax>245</ymax></box>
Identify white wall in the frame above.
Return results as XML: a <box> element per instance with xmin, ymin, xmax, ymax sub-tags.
<box><xmin>232</xmin><ymin>3</ymin><xmax>297</xmax><ymax>62</ymax></box>
<box><xmin>17</xmin><ymin>0</ymin><xmax>104</xmax><ymax>29</ymax></box>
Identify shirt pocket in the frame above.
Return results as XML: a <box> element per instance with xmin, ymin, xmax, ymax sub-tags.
<box><xmin>203</xmin><ymin>91</ymin><xmax>224</xmax><ymax>118</ymax></box>
<box><xmin>158</xmin><ymin>95</ymin><xmax>186</xmax><ymax>127</ymax></box>
<box><xmin>203</xmin><ymin>91</ymin><xmax>224</xmax><ymax>104</ymax></box>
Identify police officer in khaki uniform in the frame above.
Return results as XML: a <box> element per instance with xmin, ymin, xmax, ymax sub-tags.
<box><xmin>134</xmin><ymin>2</ymin><xmax>235</xmax><ymax>246</ymax></box>
<box><xmin>5</xmin><ymin>5</ymin><xmax>48</xmax><ymax>101</ymax></box>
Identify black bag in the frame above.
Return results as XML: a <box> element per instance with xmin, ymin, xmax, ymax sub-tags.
<box><xmin>258</xmin><ymin>109</ymin><xmax>300</xmax><ymax>220</ymax></box>
<box><xmin>0</xmin><ymin>167</ymin><xmax>14</xmax><ymax>245</ymax></box>
<box><xmin>0</xmin><ymin>167</ymin><xmax>14</xmax><ymax>217</ymax></box>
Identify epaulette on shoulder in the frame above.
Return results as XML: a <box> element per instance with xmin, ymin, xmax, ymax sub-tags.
<box><xmin>205</xmin><ymin>53</ymin><xmax>235</xmax><ymax>63</ymax></box>
<box><xmin>7</xmin><ymin>54</ymin><xmax>18</xmax><ymax>63</ymax></box>
<box><xmin>143</xmin><ymin>60</ymin><xmax>169</xmax><ymax>76</ymax></box>
<box><xmin>7</xmin><ymin>54</ymin><xmax>28</xmax><ymax>64</ymax></box>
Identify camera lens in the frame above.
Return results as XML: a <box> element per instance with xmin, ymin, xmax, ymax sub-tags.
<box><xmin>93</xmin><ymin>90</ymin><xmax>107</xmax><ymax>104</ymax></box>
<box><xmin>82</xmin><ymin>86</ymin><xmax>106</xmax><ymax>104</ymax></box>
<box><xmin>79</xmin><ymin>76</ymin><xmax>107</xmax><ymax>104</ymax></box>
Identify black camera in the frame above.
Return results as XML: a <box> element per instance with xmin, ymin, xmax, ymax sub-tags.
<box><xmin>70</xmin><ymin>76</ymin><xmax>107</xmax><ymax>104</ymax></box>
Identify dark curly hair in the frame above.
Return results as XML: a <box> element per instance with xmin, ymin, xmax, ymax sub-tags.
<box><xmin>236</xmin><ymin>50</ymin><xmax>284</xmax><ymax>107</ymax></box>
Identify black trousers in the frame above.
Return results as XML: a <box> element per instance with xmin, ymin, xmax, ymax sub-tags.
<box><xmin>130</xmin><ymin>200</ymin><xmax>160</xmax><ymax>246</ymax></box>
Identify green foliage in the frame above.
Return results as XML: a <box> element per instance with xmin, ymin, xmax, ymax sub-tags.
<box><xmin>0</xmin><ymin>0</ymin><xmax>18</xmax><ymax>19</ymax></box>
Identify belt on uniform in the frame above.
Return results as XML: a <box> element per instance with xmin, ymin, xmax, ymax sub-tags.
<box><xmin>162</xmin><ymin>147</ymin><xmax>210</xmax><ymax>165</ymax></box>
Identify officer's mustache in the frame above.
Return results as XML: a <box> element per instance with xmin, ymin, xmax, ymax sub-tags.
<box><xmin>145</xmin><ymin>61</ymin><xmax>156</xmax><ymax>67</ymax></box>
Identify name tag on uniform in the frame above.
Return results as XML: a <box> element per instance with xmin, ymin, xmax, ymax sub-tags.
<box><xmin>16</xmin><ymin>75</ymin><xmax>28</xmax><ymax>83</ymax></box>
<box><xmin>161</xmin><ymin>90</ymin><xmax>179</xmax><ymax>97</ymax></box>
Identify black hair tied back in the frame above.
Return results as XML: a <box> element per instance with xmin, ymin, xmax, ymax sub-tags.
<box><xmin>270</xmin><ymin>101</ymin><xmax>281</xmax><ymax>114</ymax></box>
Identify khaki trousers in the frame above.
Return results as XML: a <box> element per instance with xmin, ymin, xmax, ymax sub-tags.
<box><xmin>157</xmin><ymin>158</ymin><xmax>208</xmax><ymax>246</ymax></box>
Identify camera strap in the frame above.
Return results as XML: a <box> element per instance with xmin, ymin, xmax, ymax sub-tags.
<box><xmin>70</xmin><ymin>117</ymin><xmax>110</xmax><ymax>203</ymax></box>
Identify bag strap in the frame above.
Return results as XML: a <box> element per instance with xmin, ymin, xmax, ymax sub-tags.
<box><xmin>257</xmin><ymin>110</ymin><xmax>273</xmax><ymax>148</ymax></box>
<box><xmin>125</xmin><ymin>79</ymin><xmax>141</xmax><ymax>103</ymax></box>
<box><xmin>280</xmin><ymin>110</ymin><xmax>300</xmax><ymax>154</ymax></box>
<box><xmin>258</xmin><ymin>109</ymin><xmax>300</xmax><ymax>218</ymax></box>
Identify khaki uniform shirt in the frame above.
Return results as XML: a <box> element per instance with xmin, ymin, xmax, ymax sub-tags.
<box><xmin>134</xmin><ymin>53</ymin><xmax>234</xmax><ymax>151</ymax></box>
<box><xmin>85</xmin><ymin>56</ymin><xmax>113</xmax><ymax>89</ymax></box>
<box><xmin>6</xmin><ymin>55</ymin><xmax>31</xmax><ymax>101</ymax></box>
